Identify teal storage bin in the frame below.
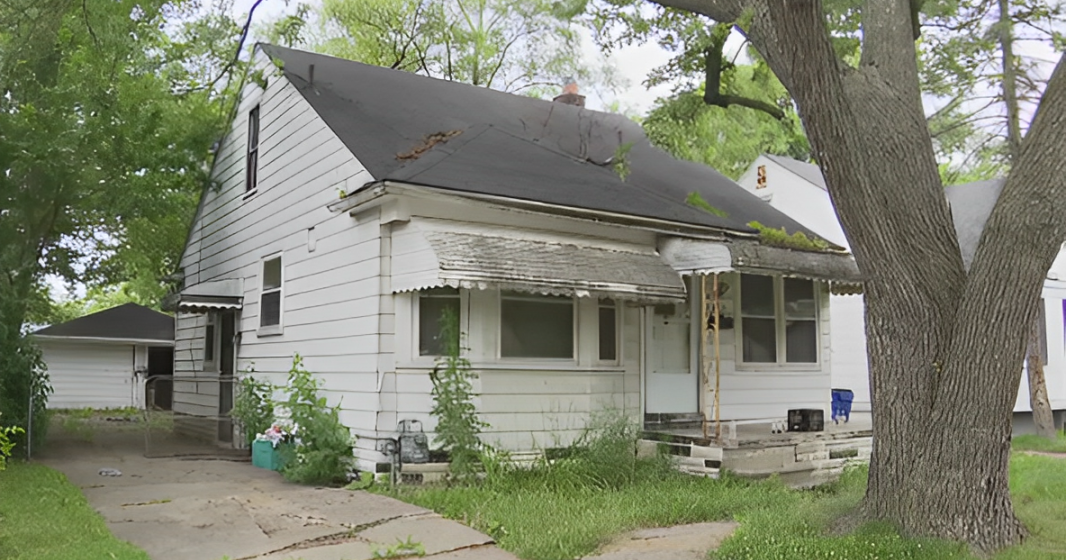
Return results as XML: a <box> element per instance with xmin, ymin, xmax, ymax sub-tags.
<box><xmin>252</xmin><ymin>439</ymin><xmax>287</xmax><ymax>471</ymax></box>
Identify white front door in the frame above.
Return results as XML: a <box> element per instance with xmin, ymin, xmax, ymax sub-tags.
<box><xmin>645</xmin><ymin>299</ymin><xmax>699</xmax><ymax>414</ymax></box>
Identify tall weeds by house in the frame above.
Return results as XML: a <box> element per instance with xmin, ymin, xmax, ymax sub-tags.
<box><xmin>430</xmin><ymin>307</ymin><xmax>488</xmax><ymax>479</ymax></box>
<box><xmin>278</xmin><ymin>355</ymin><xmax>355</xmax><ymax>485</ymax></box>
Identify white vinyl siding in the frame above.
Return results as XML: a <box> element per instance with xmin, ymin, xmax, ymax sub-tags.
<box><xmin>174</xmin><ymin>48</ymin><xmax>382</xmax><ymax>463</ymax></box>
<box><xmin>40</xmin><ymin>342</ymin><xmax>137</xmax><ymax>410</ymax></box>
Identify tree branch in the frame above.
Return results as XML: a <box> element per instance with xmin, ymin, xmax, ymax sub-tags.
<box><xmin>702</xmin><ymin>41</ymin><xmax>785</xmax><ymax>119</ymax></box>
<box><xmin>646</xmin><ymin>0</ymin><xmax>746</xmax><ymax>23</ymax></box>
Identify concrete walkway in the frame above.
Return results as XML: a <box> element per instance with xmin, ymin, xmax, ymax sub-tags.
<box><xmin>39</xmin><ymin>426</ymin><xmax>516</xmax><ymax>560</ymax></box>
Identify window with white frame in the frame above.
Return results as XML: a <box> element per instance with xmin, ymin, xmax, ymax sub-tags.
<box><xmin>598</xmin><ymin>298</ymin><xmax>618</xmax><ymax>362</ymax></box>
<box><xmin>500</xmin><ymin>292</ymin><xmax>574</xmax><ymax>359</ymax></box>
<box><xmin>418</xmin><ymin>287</ymin><xmax>460</xmax><ymax>356</ymax></box>
<box><xmin>204</xmin><ymin>313</ymin><xmax>218</xmax><ymax>369</ymax></box>
<box><xmin>260</xmin><ymin>256</ymin><xmax>283</xmax><ymax>329</ymax></box>
<box><xmin>739</xmin><ymin>274</ymin><xmax>818</xmax><ymax>364</ymax></box>
<box><xmin>246</xmin><ymin>105</ymin><xmax>260</xmax><ymax>193</ymax></box>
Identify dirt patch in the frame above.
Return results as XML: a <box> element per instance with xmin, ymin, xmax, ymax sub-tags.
<box><xmin>584</xmin><ymin>522</ymin><xmax>739</xmax><ymax>560</ymax></box>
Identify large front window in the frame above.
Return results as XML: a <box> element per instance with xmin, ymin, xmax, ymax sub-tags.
<box><xmin>500</xmin><ymin>292</ymin><xmax>574</xmax><ymax>359</ymax></box>
<box><xmin>739</xmin><ymin>274</ymin><xmax>818</xmax><ymax>364</ymax></box>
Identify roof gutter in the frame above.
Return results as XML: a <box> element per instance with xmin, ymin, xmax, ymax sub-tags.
<box><xmin>33</xmin><ymin>335</ymin><xmax>175</xmax><ymax>347</ymax></box>
<box><xmin>327</xmin><ymin>182</ymin><xmax>388</xmax><ymax>214</ymax></box>
<box><xmin>327</xmin><ymin>180</ymin><xmax>753</xmax><ymax>242</ymax></box>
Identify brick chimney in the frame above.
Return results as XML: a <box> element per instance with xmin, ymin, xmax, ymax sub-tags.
<box><xmin>552</xmin><ymin>79</ymin><xmax>585</xmax><ymax>107</ymax></box>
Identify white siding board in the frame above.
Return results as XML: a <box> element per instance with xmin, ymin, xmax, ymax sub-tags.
<box><xmin>174</xmin><ymin>48</ymin><xmax>383</xmax><ymax>451</ymax></box>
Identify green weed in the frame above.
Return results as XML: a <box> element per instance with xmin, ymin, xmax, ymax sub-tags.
<box><xmin>371</xmin><ymin>536</ymin><xmax>426</xmax><ymax>558</ymax></box>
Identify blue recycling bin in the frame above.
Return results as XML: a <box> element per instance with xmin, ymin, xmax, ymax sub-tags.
<box><xmin>831</xmin><ymin>389</ymin><xmax>854</xmax><ymax>424</ymax></box>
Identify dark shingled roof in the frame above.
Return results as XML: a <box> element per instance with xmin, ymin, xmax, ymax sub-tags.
<box><xmin>261</xmin><ymin>44</ymin><xmax>822</xmax><ymax>239</ymax></box>
<box><xmin>33</xmin><ymin>303</ymin><xmax>174</xmax><ymax>342</ymax></box>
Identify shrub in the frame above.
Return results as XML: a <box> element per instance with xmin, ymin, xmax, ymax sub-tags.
<box><xmin>278</xmin><ymin>355</ymin><xmax>355</xmax><ymax>485</ymax></box>
<box><xmin>0</xmin><ymin>413</ymin><xmax>25</xmax><ymax>471</ymax></box>
<box><xmin>430</xmin><ymin>307</ymin><xmax>488</xmax><ymax>479</ymax></box>
<box><xmin>231</xmin><ymin>369</ymin><xmax>275</xmax><ymax>446</ymax></box>
<box><xmin>0</xmin><ymin>333</ymin><xmax>51</xmax><ymax>457</ymax></box>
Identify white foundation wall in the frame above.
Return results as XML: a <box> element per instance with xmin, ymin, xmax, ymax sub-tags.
<box><xmin>702</xmin><ymin>273</ymin><xmax>834</xmax><ymax>422</ymax></box>
<box><xmin>174</xmin><ymin>49</ymin><xmax>385</xmax><ymax>466</ymax></box>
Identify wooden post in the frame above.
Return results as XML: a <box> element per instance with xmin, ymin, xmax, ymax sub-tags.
<box><xmin>713</xmin><ymin>273</ymin><xmax>722</xmax><ymax>440</ymax></box>
<box><xmin>700</xmin><ymin>274</ymin><xmax>711</xmax><ymax>439</ymax></box>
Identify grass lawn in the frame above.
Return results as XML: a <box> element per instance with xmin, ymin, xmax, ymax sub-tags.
<box><xmin>375</xmin><ymin>439</ymin><xmax>1066</xmax><ymax>560</ymax></box>
<box><xmin>1012</xmin><ymin>431</ymin><xmax>1066</xmax><ymax>454</ymax></box>
<box><xmin>0</xmin><ymin>462</ymin><xmax>150</xmax><ymax>560</ymax></box>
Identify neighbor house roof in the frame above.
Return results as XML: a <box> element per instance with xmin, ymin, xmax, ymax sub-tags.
<box><xmin>764</xmin><ymin>154</ymin><xmax>827</xmax><ymax>191</ymax></box>
<box><xmin>759</xmin><ymin>154</ymin><xmax>1009</xmax><ymax>273</ymax></box>
<box><xmin>33</xmin><ymin>303</ymin><xmax>174</xmax><ymax>344</ymax></box>
<box><xmin>260</xmin><ymin>44</ymin><xmax>823</xmax><ymax>240</ymax></box>
<box><xmin>945</xmin><ymin>178</ymin><xmax>1006</xmax><ymax>271</ymax></box>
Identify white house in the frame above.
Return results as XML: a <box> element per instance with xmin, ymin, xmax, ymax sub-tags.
<box><xmin>738</xmin><ymin>155</ymin><xmax>1066</xmax><ymax>432</ymax></box>
<box><xmin>32</xmin><ymin>303</ymin><xmax>175</xmax><ymax>410</ymax></box>
<box><xmin>167</xmin><ymin>45</ymin><xmax>863</xmax><ymax>473</ymax></box>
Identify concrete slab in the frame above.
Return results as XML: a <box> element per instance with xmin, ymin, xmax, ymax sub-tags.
<box><xmin>358</xmin><ymin>515</ymin><xmax>495</xmax><ymax>556</ymax></box>
<box><xmin>38</xmin><ymin>425</ymin><xmax>517</xmax><ymax>560</ymax></box>
<box><xmin>583</xmin><ymin>522</ymin><xmax>738</xmax><ymax>560</ymax></box>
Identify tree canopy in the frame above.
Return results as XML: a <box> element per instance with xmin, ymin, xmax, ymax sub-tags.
<box><xmin>0</xmin><ymin>0</ymin><xmax>240</xmax><ymax>449</ymax></box>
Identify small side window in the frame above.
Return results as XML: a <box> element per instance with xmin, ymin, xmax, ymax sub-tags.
<box><xmin>598</xmin><ymin>299</ymin><xmax>618</xmax><ymax>362</ymax></box>
<box><xmin>260</xmin><ymin>256</ymin><xmax>283</xmax><ymax>329</ymax></box>
<box><xmin>419</xmin><ymin>287</ymin><xmax>460</xmax><ymax>356</ymax></box>
<box><xmin>204</xmin><ymin>314</ymin><xmax>217</xmax><ymax>368</ymax></box>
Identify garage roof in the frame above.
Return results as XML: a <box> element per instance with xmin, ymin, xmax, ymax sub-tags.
<box><xmin>33</xmin><ymin>303</ymin><xmax>174</xmax><ymax>344</ymax></box>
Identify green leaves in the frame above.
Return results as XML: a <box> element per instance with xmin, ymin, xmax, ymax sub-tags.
<box><xmin>430</xmin><ymin>307</ymin><xmax>489</xmax><ymax>479</ymax></box>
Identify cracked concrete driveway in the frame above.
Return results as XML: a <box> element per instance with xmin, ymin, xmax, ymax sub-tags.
<box><xmin>39</xmin><ymin>424</ymin><xmax>516</xmax><ymax>560</ymax></box>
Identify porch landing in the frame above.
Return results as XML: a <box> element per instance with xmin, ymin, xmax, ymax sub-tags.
<box><xmin>642</xmin><ymin>413</ymin><xmax>872</xmax><ymax>487</ymax></box>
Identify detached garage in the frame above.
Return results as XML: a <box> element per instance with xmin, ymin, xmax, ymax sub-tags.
<box><xmin>32</xmin><ymin>303</ymin><xmax>175</xmax><ymax>410</ymax></box>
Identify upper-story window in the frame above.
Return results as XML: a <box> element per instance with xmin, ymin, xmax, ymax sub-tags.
<box><xmin>260</xmin><ymin>255</ymin><xmax>283</xmax><ymax>332</ymax></box>
<box><xmin>245</xmin><ymin>105</ymin><xmax>260</xmax><ymax>193</ymax></box>
<box><xmin>500</xmin><ymin>292</ymin><xmax>574</xmax><ymax>359</ymax></box>
<box><xmin>739</xmin><ymin>274</ymin><xmax>818</xmax><ymax>364</ymax></box>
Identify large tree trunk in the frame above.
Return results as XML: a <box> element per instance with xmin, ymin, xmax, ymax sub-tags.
<box><xmin>1026</xmin><ymin>302</ymin><xmax>1057</xmax><ymax>439</ymax></box>
<box><xmin>648</xmin><ymin>0</ymin><xmax>1066</xmax><ymax>552</ymax></box>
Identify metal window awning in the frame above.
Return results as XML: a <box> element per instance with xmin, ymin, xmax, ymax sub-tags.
<box><xmin>659</xmin><ymin>236</ymin><xmax>863</xmax><ymax>293</ymax></box>
<box><xmin>174</xmin><ymin>294</ymin><xmax>243</xmax><ymax>313</ymax></box>
<box><xmin>390</xmin><ymin>218</ymin><xmax>687</xmax><ymax>303</ymax></box>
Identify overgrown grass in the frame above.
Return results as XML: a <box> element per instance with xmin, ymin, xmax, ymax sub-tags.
<box><xmin>372</xmin><ymin>418</ymin><xmax>1066</xmax><ymax>560</ymax></box>
<box><xmin>0</xmin><ymin>462</ymin><xmax>150</xmax><ymax>560</ymax></box>
<box><xmin>1012</xmin><ymin>431</ymin><xmax>1066</xmax><ymax>454</ymax></box>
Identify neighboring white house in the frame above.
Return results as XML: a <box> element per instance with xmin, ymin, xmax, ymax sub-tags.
<box><xmin>167</xmin><ymin>45</ymin><xmax>862</xmax><ymax>472</ymax></box>
<box><xmin>738</xmin><ymin>155</ymin><xmax>1066</xmax><ymax>431</ymax></box>
<box><xmin>32</xmin><ymin>303</ymin><xmax>175</xmax><ymax>410</ymax></box>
